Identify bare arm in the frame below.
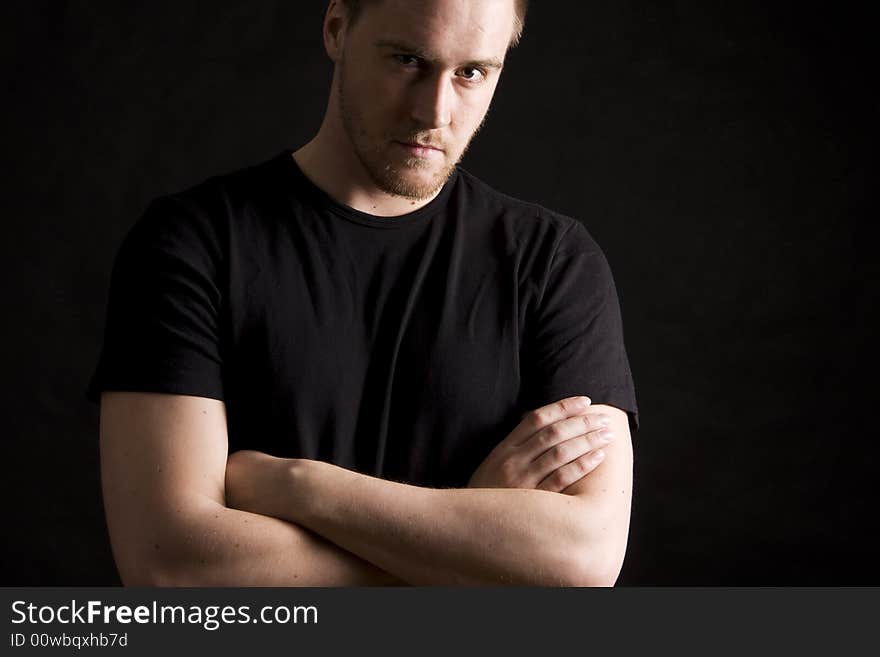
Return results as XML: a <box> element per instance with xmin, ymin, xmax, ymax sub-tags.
<box><xmin>99</xmin><ymin>391</ymin><xmax>404</xmax><ymax>586</ymax></box>
<box><xmin>226</xmin><ymin>401</ymin><xmax>633</xmax><ymax>586</ymax></box>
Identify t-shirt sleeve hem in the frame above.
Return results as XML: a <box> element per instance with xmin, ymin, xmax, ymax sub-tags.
<box><xmin>584</xmin><ymin>386</ymin><xmax>640</xmax><ymax>434</ymax></box>
<box><xmin>85</xmin><ymin>377</ymin><xmax>225</xmax><ymax>404</ymax></box>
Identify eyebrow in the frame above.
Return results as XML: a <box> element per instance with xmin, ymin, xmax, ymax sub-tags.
<box><xmin>375</xmin><ymin>39</ymin><xmax>504</xmax><ymax>70</ymax></box>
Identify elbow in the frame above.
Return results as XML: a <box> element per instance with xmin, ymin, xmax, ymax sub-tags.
<box><xmin>562</xmin><ymin>510</ymin><xmax>630</xmax><ymax>587</ymax></box>
<box><xmin>110</xmin><ymin>505</ymin><xmax>227</xmax><ymax>587</ymax></box>
<box><xmin>563</xmin><ymin>542</ymin><xmax>627</xmax><ymax>588</ymax></box>
<box><xmin>557</xmin><ymin>559</ymin><xmax>620</xmax><ymax>588</ymax></box>
<box><xmin>137</xmin><ymin>565</ymin><xmax>197</xmax><ymax>588</ymax></box>
<box><xmin>116</xmin><ymin>554</ymin><xmax>210</xmax><ymax>588</ymax></box>
<box><xmin>116</xmin><ymin>562</ymin><xmax>178</xmax><ymax>588</ymax></box>
<box><xmin>570</xmin><ymin>562</ymin><xmax>622</xmax><ymax>588</ymax></box>
<box><xmin>120</xmin><ymin>566</ymin><xmax>207</xmax><ymax>588</ymax></box>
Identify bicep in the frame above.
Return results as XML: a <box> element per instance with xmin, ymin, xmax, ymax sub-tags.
<box><xmin>563</xmin><ymin>404</ymin><xmax>633</xmax><ymax>584</ymax></box>
<box><xmin>99</xmin><ymin>391</ymin><xmax>229</xmax><ymax>583</ymax></box>
<box><xmin>519</xmin><ymin>223</ymin><xmax>639</xmax><ymax>430</ymax></box>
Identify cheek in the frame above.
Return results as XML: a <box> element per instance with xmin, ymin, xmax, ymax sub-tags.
<box><xmin>360</xmin><ymin>81</ymin><xmax>407</xmax><ymax>129</ymax></box>
<box><xmin>456</xmin><ymin>94</ymin><xmax>492</xmax><ymax>132</ymax></box>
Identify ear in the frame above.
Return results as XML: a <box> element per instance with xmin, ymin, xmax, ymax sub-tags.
<box><xmin>323</xmin><ymin>0</ymin><xmax>348</xmax><ymax>63</ymax></box>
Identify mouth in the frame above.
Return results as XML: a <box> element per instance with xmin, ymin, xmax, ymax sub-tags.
<box><xmin>394</xmin><ymin>141</ymin><xmax>445</xmax><ymax>157</ymax></box>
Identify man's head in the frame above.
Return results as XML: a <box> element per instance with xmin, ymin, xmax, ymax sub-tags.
<box><xmin>339</xmin><ymin>0</ymin><xmax>530</xmax><ymax>48</ymax></box>
<box><xmin>322</xmin><ymin>0</ymin><xmax>528</xmax><ymax>201</ymax></box>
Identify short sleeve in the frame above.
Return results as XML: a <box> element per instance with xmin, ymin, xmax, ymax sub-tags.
<box><xmin>85</xmin><ymin>195</ymin><xmax>226</xmax><ymax>403</ymax></box>
<box><xmin>520</xmin><ymin>220</ymin><xmax>639</xmax><ymax>431</ymax></box>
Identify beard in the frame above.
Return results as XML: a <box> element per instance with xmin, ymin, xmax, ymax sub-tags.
<box><xmin>337</xmin><ymin>58</ymin><xmax>483</xmax><ymax>201</ymax></box>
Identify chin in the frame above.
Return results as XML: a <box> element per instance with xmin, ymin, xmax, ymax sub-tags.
<box><xmin>365</xmin><ymin>153</ymin><xmax>444</xmax><ymax>198</ymax></box>
<box><xmin>375</xmin><ymin>167</ymin><xmax>448</xmax><ymax>201</ymax></box>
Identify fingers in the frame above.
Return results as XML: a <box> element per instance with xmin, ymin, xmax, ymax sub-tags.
<box><xmin>523</xmin><ymin>414</ymin><xmax>614</xmax><ymax>490</ymax></box>
<box><xmin>535</xmin><ymin>449</ymin><xmax>606</xmax><ymax>492</ymax></box>
<box><xmin>522</xmin><ymin>413</ymin><xmax>612</xmax><ymax>462</ymax></box>
<box><xmin>508</xmin><ymin>396</ymin><xmax>592</xmax><ymax>446</ymax></box>
<box><xmin>489</xmin><ymin>396</ymin><xmax>613</xmax><ymax>492</ymax></box>
<box><xmin>526</xmin><ymin>421</ymin><xmax>612</xmax><ymax>485</ymax></box>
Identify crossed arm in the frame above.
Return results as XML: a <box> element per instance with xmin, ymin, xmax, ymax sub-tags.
<box><xmin>99</xmin><ymin>392</ymin><xmax>633</xmax><ymax>587</ymax></box>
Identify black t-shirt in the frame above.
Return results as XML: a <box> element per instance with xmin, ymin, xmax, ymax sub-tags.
<box><xmin>87</xmin><ymin>151</ymin><xmax>638</xmax><ymax>488</ymax></box>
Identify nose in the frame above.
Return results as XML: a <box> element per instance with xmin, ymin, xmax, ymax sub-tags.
<box><xmin>409</xmin><ymin>73</ymin><xmax>453</xmax><ymax>130</ymax></box>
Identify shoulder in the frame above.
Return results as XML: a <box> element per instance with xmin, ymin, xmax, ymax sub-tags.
<box><xmin>124</xmin><ymin>154</ymin><xmax>285</xmax><ymax>254</ymax></box>
<box><xmin>454</xmin><ymin>166</ymin><xmax>604</xmax><ymax>259</ymax></box>
<box><xmin>155</xmin><ymin>154</ymin><xmax>282</xmax><ymax>219</ymax></box>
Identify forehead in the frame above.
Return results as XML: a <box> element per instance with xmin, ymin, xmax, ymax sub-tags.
<box><xmin>357</xmin><ymin>0</ymin><xmax>516</xmax><ymax>60</ymax></box>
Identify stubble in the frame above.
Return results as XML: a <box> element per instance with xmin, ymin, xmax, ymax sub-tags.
<box><xmin>337</xmin><ymin>57</ymin><xmax>485</xmax><ymax>201</ymax></box>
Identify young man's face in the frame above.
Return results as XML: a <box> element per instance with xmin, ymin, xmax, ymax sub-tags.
<box><xmin>336</xmin><ymin>0</ymin><xmax>516</xmax><ymax>200</ymax></box>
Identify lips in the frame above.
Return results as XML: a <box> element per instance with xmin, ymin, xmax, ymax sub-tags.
<box><xmin>395</xmin><ymin>141</ymin><xmax>444</xmax><ymax>157</ymax></box>
<box><xmin>407</xmin><ymin>142</ymin><xmax>442</xmax><ymax>151</ymax></box>
<box><xmin>395</xmin><ymin>140</ymin><xmax>444</xmax><ymax>153</ymax></box>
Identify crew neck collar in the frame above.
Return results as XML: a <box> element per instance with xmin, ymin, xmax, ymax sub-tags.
<box><xmin>276</xmin><ymin>149</ymin><xmax>459</xmax><ymax>229</ymax></box>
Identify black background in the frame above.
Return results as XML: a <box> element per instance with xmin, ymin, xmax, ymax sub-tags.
<box><xmin>2</xmin><ymin>1</ymin><xmax>875</xmax><ymax>585</ymax></box>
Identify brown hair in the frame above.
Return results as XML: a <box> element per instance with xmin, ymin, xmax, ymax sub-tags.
<box><xmin>339</xmin><ymin>0</ymin><xmax>529</xmax><ymax>47</ymax></box>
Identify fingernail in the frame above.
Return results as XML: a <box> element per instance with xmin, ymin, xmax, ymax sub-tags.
<box><xmin>592</xmin><ymin>449</ymin><xmax>605</xmax><ymax>463</ymax></box>
<box><xmin>578</xmin><ymin>396</ymin><xmax>591</xmax><ymax>408</ymax></box>
<box><xmin>598</xmin><ymin>415</ymin><xmax>611</xmax><ymax>426</ymax></box>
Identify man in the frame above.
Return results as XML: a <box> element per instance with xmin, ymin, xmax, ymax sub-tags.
<box><xmin>88</xmin><ymin>0</ymin><xmax>639</xmax><ymax>586</ymax></box>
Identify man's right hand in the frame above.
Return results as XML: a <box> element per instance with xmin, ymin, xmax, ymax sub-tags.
<box><xmin>467</xmin><ymin>396</ymin><xmax>615</xmax><ymax>493</ymax></box>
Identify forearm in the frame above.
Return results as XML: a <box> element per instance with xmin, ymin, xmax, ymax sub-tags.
<box><xmin>274</xmin><ymin>461</ymin><xmax>601</xmax><ymax>586</ymax></box>
<box><xmin>122</xmin><ymin>498</ymin><xmax>404</xmax><ymax>587</ymax></box>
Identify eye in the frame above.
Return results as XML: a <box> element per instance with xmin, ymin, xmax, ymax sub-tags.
<box><xmin>393</xmin><ymin>54</ymin><xmax>422</xmax><ymax>67</ymax></box>
<box><xmin>458</xmin><ymin>66</ymin><xmax>487</xmax><ymax>83</ymax></box>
